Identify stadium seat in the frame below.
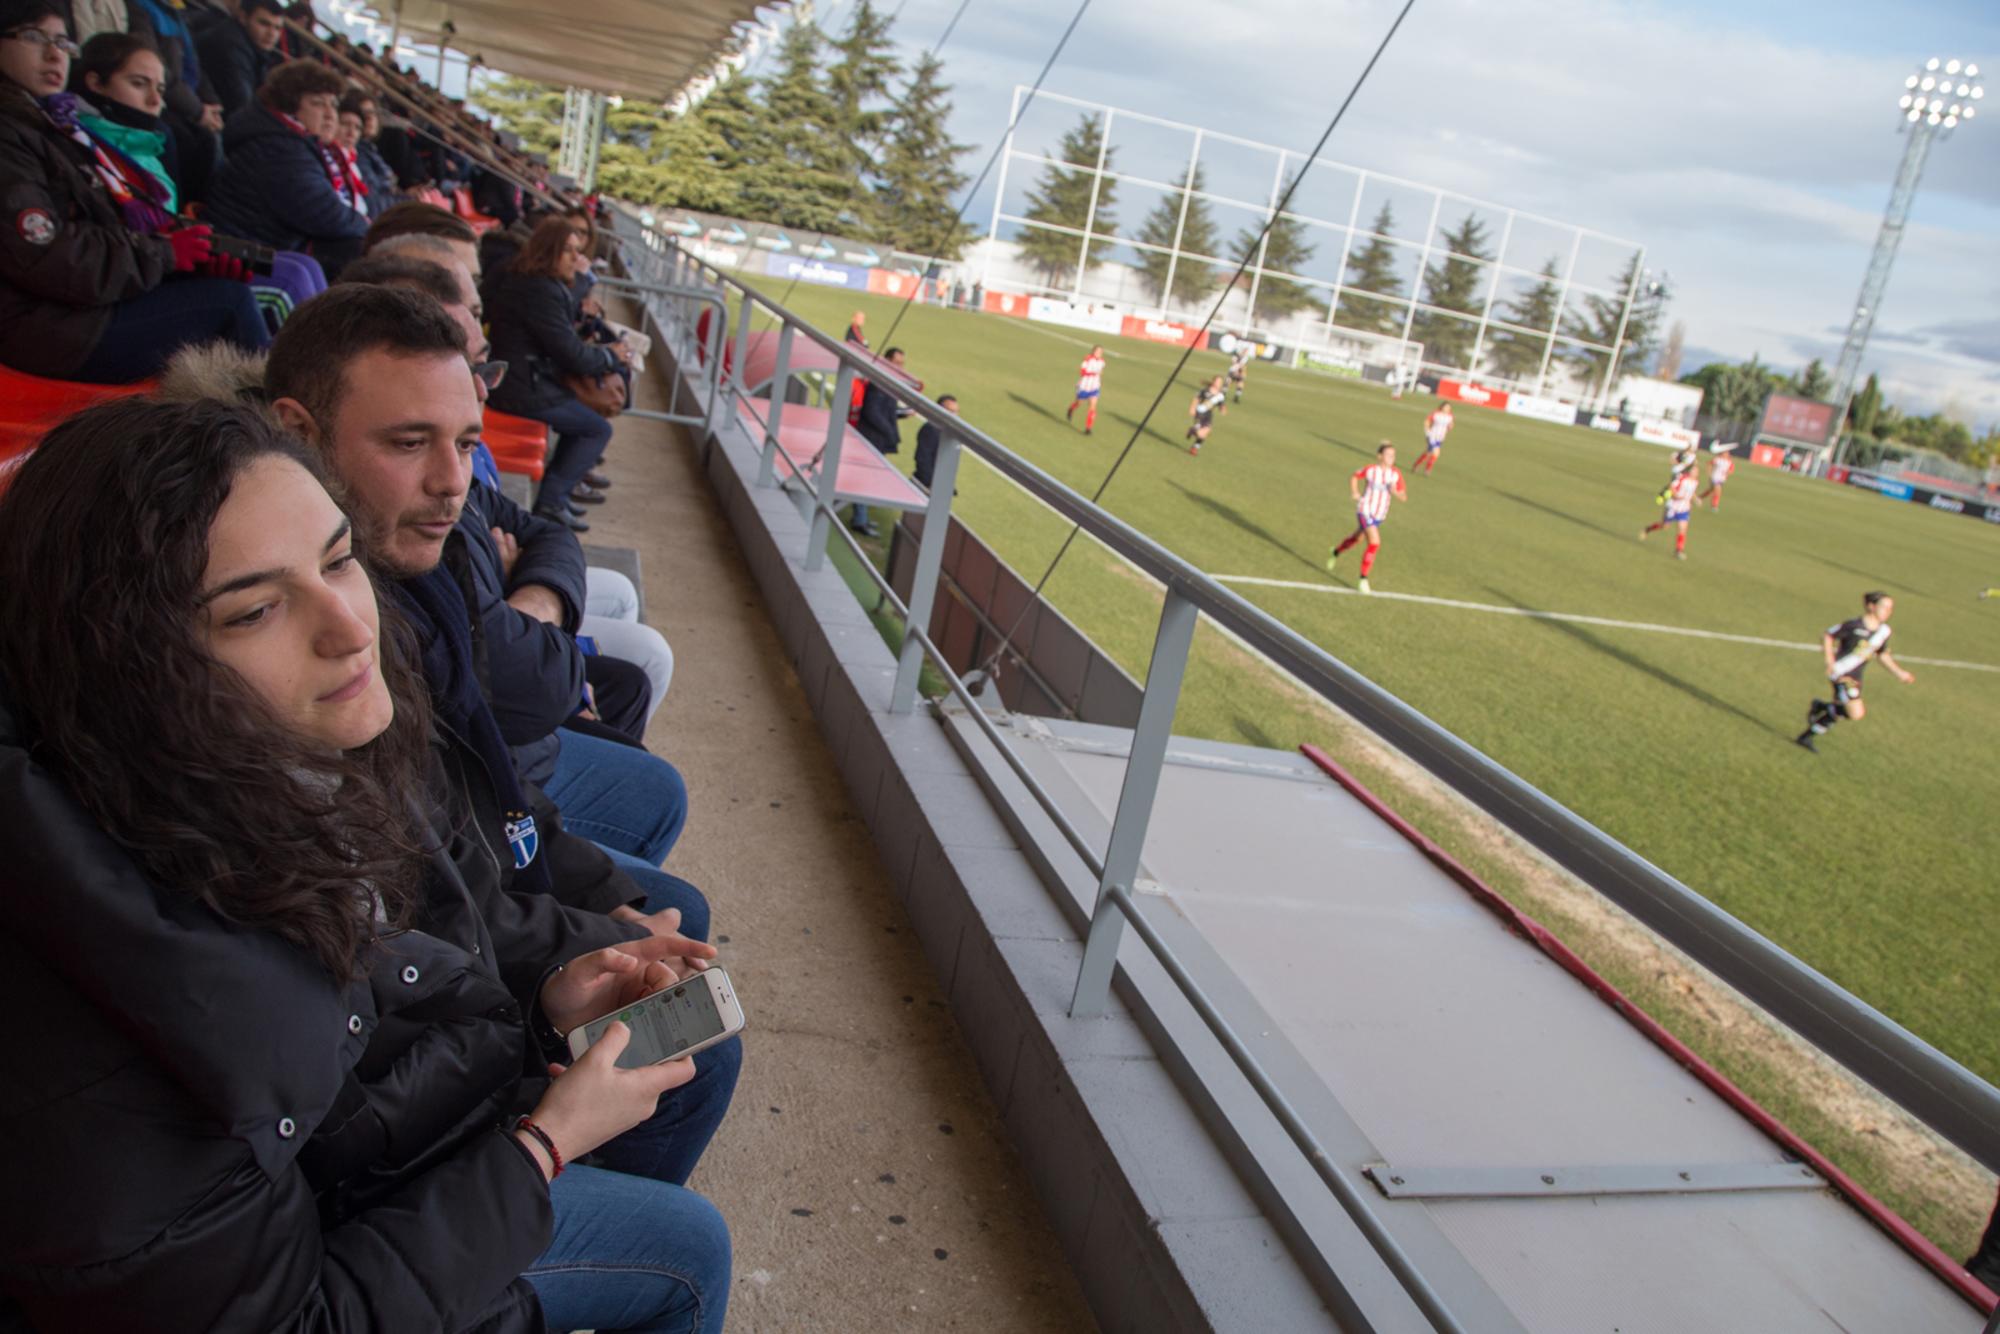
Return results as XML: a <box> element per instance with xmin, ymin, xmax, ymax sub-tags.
<box><xmin>0</xmin><ymin>366</ymin><xmax>153</xmax><ymax>468</ymax></box>
<box><xmin>451</xmin><ymin>188</ymin><xmax>501</xmax><ymax>235</ymax></box>
<box><xmin>483</xmin><ymin>407</ymin><xmax>548</xmax><ymax>481</ymax></box>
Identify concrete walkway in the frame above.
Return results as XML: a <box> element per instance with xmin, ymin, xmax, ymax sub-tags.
<box><xmin>586</xmin><ymin>349</ymin><xmax>1096</xmax><ymax>1331</ymax></box>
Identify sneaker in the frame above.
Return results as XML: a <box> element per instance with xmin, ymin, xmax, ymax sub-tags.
<box><xmin>1675</xmin><ymin>551</ymin><xmax>1686</xmax><ymax>561</ymax></box>
<box><xmin>1190</xmin><ymin>444</ymin><xmax>1201</xmax><ymax>456</ymax></box>
<box><xmin>1084</xmin><ymin>428</ymin><xmax>1092</xmax><ymax>436</ymax></box>
<box><xmin>1357</xmin><ymin>577</ymin><xmax>1371</xmax><ymax>594</ymax></box>
<box><xmin>1325</xmin><ymin>546</ymin><xmax>1340</xmax><ymax>573</ymax></box>
<box><xmin>1794</xmin><ymin>731</ymin><xmax>1818</xmax><ymax>753</ymax></box>
<box><xmin>1637</xmin><ymin>528</ymin><xmax>1649</xmax><ymax>541</ymax></box>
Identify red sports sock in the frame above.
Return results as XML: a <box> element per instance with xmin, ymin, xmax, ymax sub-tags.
<box><xmin>1643</xmin><ymin>521</ymin><xmax>1663</xmax><ymax>533</ymax></box>
<box><xmin>1675</xmin><ymin>530</ymin><xmax>1686</xmax><ymax>553</ymax></box>
<box><xmin>1335</xmin><ymin>533</ymin><xmax>1359</xmax><ymax>555</ymax></box>
<box><xmin>1085</xmin><ymin>404</ymin><xmax>1096</xmax><ymax>430</ymax></box>
<box><xmin>1360</xmin><ymin>544</ymin><xmax>1379</xmax><ymax>576</ymax></box>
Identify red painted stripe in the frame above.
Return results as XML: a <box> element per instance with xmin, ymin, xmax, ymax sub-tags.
<box><xmin>1296</xmin><ymin>742</ymin><xmax>1996</xmax><ymax>1315</ymax></box>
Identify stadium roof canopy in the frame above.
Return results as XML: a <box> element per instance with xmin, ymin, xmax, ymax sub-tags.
<box><xmin>364</xmin><ymin>0</ymin><xmax>782</xmax><ymax>101</ymax></box>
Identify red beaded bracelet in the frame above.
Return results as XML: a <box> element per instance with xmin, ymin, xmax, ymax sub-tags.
<box><xmin>513</xmin><ymin>1115</ymin><xmax>564</xmax><ymax>1179</ymax></box>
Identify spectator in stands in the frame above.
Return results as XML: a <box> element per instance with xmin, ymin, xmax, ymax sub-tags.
<box><xmin>484</xmin><ymin>214</ymin><xmax>630</xmax><ymax>530</ymax></box>
<box><xmin>371</xmin><ymin>106</ymin><xmax>430</xmax><ymax>188</ymax></box>
<box><xmin>0</xmin><ymin>0</ymin><xmax>266</xmax><ymax>382</ymax></box>
<box><xmin>50</xmin><ymin>0</ymin><xmax>122</xmax><ymax>43</ymax></box>
<box><xmin>365</xmin><ymin>196</ymin><xmax>478</xmax><ymax>273</ymax></box>
<box><xmin>204</xmin><ymin>58</ymin><xmax>369</xmax><ymax>277</ymax></box>
<box><xmin>69</xmin><ymin>29</ymin><xmax>327</xmax><ymax>321</ymax></box>
<box><xmin>471</xmin><ymin>162</ymin><xmax>520</xmax><ymax>227</ymax></box>
<box><xmin>331</xmin><ymin>254</ymin><xmax>686</xmax><ymax>854</ymax></box>
<box><xmin>341</xmin><ymin>88</ymin><xmax>395</xmax><ymax>210</ymax></box>
<box><xmin>914</xmin><ymin>392</ymin><xmax>958</xmax><ymax>489</ymax></box>
<box><xmin>121</xmin><ymin>0</ymin><xmax>219</xmax><ymax>201</ymax></box>
<box><xmin>191</xmin><ymin>0</ymin><xmax>281</xmax><ymax>116</ymax></box>
<box><xmin>0</xmin><ymin>396</ymin><xmax>732</xmax><ymax>1333</ymax></box>
<box><xmin>849</xmin><ymin>345</ymin><xmax>909</xmax><ymax>536</ymax></box>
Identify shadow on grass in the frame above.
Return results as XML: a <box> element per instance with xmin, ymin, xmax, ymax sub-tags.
<box><xmin>1480</xmin><ymin>584</ymin><xmax>1784</xmax><ymax>739</ymax></box>
<box><xmin>1788</xmin><ymin>544</ymin><xmax>1929</xmax><ymax>598</ymax></box>
<box><xmin>1164</xmin><ymin>478</ymin><xmax>1327</xmax><ymax>578</ymax></box>
<box><xmin>1315</xmin><ymin>432</ymin><xmax>1378</xmax><ymax>462</ymax></box>
<box><xmin>1003</xmin><ymin>390</ymin><xmax>1069</xmax><ymax>427</ymax></box>
<box><xmin>1005</xmin><ymin>391</ymin><xmax>1192</xmax><ymax>458</ymax></box>
<box><xmin>1492</xmin><ymin>488</ymin><xmax>1631</xmax><ymax>542</ymax></box>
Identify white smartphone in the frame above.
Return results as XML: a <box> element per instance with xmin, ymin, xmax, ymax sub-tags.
<box><xmin>566</xmin><ymin>968</ymin><xmax>746</xmax><ymax>1069</ymax></box>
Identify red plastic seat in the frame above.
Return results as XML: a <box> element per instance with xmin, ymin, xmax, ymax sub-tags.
<box><xmin>451</xmin><ymin>188</ymin><xmax>500</xmax><ymax>235</ymax></box>
<box><xmin>483</xmin><ymin>407</ymin><xmax>548</xmax><ymax>481</ymax></box>
<box><xmin>0</xmin><ymin>365</ymin><xmax>153</xmax><ymax>468</ymax></box>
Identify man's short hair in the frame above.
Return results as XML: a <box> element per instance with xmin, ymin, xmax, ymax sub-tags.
<box><xmin>372</xmin><ymin>232</ymin><xmax>462</xmax><ymax>266</ymax></box>
<box><xmin>1864</xmin><ymin>590</ymin><xmax>1890</xmax><ymax>608</ymax></box>
<box><xmin>937</xmin><ymin>394</ymin><xmax>957</xmax><ymax>408</ymax></box>
<box><xmin>258</xmin><ymin>59</ymin><xmax>346</xmax><ymax>114</ymax></box>
<box><xmin>365</xmin><ymin>201</ymin><xmax>477</xmax><ymax>251</ymax></box>
<box><xmin>242</xmin><ymin>0</ymin><xmax>287</xmax><ymax>17</ymax></box>
<box><xmin>335</xmin><ymin>253</ymin><xmax>465</xmax><ymax>308</ymax></box>
<box><xmin>338</xmin><ymin>91</ymin><xmax>375</xmax><ymax>118</ymax></box>
<box><xmin>267</xmin><ymin>287</ymin><xmax>468</xmax><ymax>433</ymax></box>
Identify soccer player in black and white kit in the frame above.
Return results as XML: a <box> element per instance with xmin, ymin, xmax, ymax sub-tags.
<box><xmin>1795</xmin><ymin>591</ymin><xmax>1915</xmax><ymax>752</ymax></box>
<box><xmin>1185</xmin><ymin>375</ymin><xmax>1227</xmax><ymax>454</ymax></box>
<box><xmin>1227</xmin><ymin>344</ymin><xmax>1252</xmax><ymax>402</ymax></box>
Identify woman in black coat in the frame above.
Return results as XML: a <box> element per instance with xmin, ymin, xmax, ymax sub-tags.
<box><xmin>485</xmin><ymin>213</ymin><xmax>632</xmax><ymax>529</ymax></box>
<box><xmin>0</xmin><ymin>398</ymin><xmax>731</xmax><ymax>1332</ymax></box>
<box><xmin>0</xmin><ymin>0</ymin><xmax>265</xmax><ymax>381</ymax></box>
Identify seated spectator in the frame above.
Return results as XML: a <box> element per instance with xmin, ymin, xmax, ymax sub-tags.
<box><xmin>371</xmin><ymin>107</ymin><xmax>430</xmax><ymax>187</ymax></box>
<box><xmin>0</xmin><ymin>395</ymin><xmax>731</xmax><ymax>1333</ymax></box>
<box><xmin>52</xmin><ymin>0</ymin><xmax>122</xmax><ymax>43</ymax></box>
<box><xmin>484</xmin><ymin>214</ymin><xmax>631</xmax><ymax>530</ymax></box>
<box><xmin>190</xmin><ymin>0</ymin><xmax>281</xmax><ymax>116</ymax></box>
<box><xmin>120</xmin><ymin>0</ymin><xmax>219</xmax><ymax>201</ymax></box>
<box><xmin>204</xmin><ymin>58</ymin><xmax>368</xmax><ymax>277</ymax></box>
<box><xmin>0</xmin><ymin>1</ymin><xmax>266</xmax><ymax>382</ymax></box>
<box><xmin>365</xmin><ymin>196</ymin><xmax>478</xmax><ymax>274</ymax></box>
<box><xmin>70</xmin><ymin>30</ymin><xmax>327</xmax><ymax>321</ymax></box>
<box><xmin>471</xmin><ymin>161</ymin><xmax>519</xmax><ymax>227</ymax></box>
<box><xmin>340</xmin><ymin>88</ymin><xmax>396</xmax><ymax>210</ymax></box>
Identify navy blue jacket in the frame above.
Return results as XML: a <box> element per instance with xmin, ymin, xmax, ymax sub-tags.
<box><xmin>856</xmin><ymin>379</ymin><xmax>902</xmax><ymax>455</ymax></box>
<box><xmin>452</xmin><ymin>480</ymin><xmax>588</xmax><ymax>787</ymax></box>
<box><xmin>205</xmin><ymin>103</ymin><xmax>370</xmax><ymax>255</ymax></box>
<box><xmin>191</xmin><ymin>9</ymin><xmax>283</xmax><ymax>117</ymax></box>
<box><xmin>484</xmin><ymin>267</ymin><xmax>618</xmax><ymax>416</ymax></box>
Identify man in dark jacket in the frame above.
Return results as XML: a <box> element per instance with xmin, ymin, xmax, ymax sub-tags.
<box><xmin>191</xmin><ymin>0</ymin><xmax>284</xmax><ymax>116</ymax></box>
<box><xmin>849</xmin><ymin>344</ymin><xmax>908</xmax><ymax>536</ymax></box>
<box><xmin>914</xmin><ymin>392</ymin><xmax>958</xmax><ymax>489</ymax></box>
<box><xmin>204</xmin><ymin>58</ymin><xmax>369</xmax><ymax>276</ymax></box>
<box><xmin>259</xmin><ymin>286</ymin><xmax>739</xmax><ymax>1187</ymax></box>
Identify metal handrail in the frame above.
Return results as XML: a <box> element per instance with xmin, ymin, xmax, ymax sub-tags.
<box><xmin>607</xmin><ymin>210</ymin><xmax>2000</xmax><ymax>1185</ymax></box>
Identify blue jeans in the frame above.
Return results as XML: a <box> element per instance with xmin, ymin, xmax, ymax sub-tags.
<box><xmin>545</xmin><ymin>730</ymin><xmax>687</xmax><ymax>866</ymax></box>
<box><xmin>523</xmin><ymin>393</ymin><xmax>615</xmax><ymax>515</ymax></box>
<box><xmin>528</xmin><ymin>1164</ymin><xmax>731</xmax><ymax>1334</ymax></box>
<box><xmin>605</xmin><ymin>853</ymin><xmax>712</xmax><ymax>945</ymax></box>
<box><xmin>72</xmin><ymin>277</ymin><xmax>270</xmax><ymax>383</ymax></box>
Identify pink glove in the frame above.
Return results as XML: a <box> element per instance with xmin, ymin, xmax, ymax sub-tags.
<box><xmin>200</xmin><ymin>251</ymin><xmax>250</xmax><ymax>283</ymax></box>
<box><xmin>166</xmin><ymin>225</ymin><xmax>214</xmax><ymax>273</ymax></box>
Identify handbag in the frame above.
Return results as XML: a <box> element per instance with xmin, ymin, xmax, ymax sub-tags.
<box><xmin>564</xmin><ymin>371</ymin><xmax>627</xmax><ymax>418</ymax></box>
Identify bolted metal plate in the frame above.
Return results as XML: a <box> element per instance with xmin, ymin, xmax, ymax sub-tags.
<box><xmin>1364</xmin><ymin>1161</ymin><xmax>1825</xmax><ymax>1200</ymax></box>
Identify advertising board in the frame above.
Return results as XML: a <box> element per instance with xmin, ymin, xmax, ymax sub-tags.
<box><xmin>1297</xmin><ymin>349</ymin><xmax>1364</xmax><ymax>378</ymax></box>
<box><xmin>1588</xmin><ymin>413</ymin><xmax>1625</xmax><ymax>433</ymax></box>
<box><xmin>1750</xmin><ymin>443</ymin><xmax>1788</xmax><ymax>469</ymax></box>
<box><xmin>1435</xmin><ymin>379</ymin><xmax>1510</xmax><ymax>410</ymax></box>
<box><xmin>1119</xmin><ymin>315</ymin><xmax>1208</xmax><ymax>349</ymax></box>
<box><xmin>1633</xmin><ymin>418</ymin><xmax>1702</xmax><ymax>449</ymax></box>
<box><xmin>867</xmin><ymin>270</ymin><xmax>930</xmax><ymax>299</ymax></box>
<box><xmin>1026</xmin><ymin>297</ymin><xmax>1124</xmax><ymax>335</ymax></box>
<box><xmin>763</xmin><ymin>253</ymin><xmax>867</xmax><ymax>288</ymax></box>
<box><xmin>983</xmin><ymin>290</ymin><xmax>1029</xmax><ymax>316</ymax></box>
<box><xmin>1759</xmin><ymin>394</ymin><xmax>1837</xmax><ymax>447</ymax></box>
<box><xmin>1841</xmin><ymin>470</ymin><xmax>1912</xmax><ymax>501</ymax></box>
<box><xmin>1505</xmin><ymin>394</ymin><xmax>1576</xmax><ymax>426</ymax></box>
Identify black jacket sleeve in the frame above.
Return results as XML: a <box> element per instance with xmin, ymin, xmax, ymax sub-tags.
<box><xmin>520</xmin><ymin>277</ymin><xmax>617</xmax><ymax>379</ymax></box>
<box><xmin>263</xmin><ymin>138</ymin><xmax>371</xmax><ymax>243</ymax></box>
<box><xmin>198</xmin><ymin>23</ymin><xmax>261</xmax><ymax>116</ymax></box>
<box><xmin>0</xmin><ymin>143</ymin><xmax>171</xmax><ymax>307</ymax></box>
<box><xmin>858</xmin><ymin>383</ymin><xmax>902</xmax><ymax>453</ymax></box>
<box><xmin>486</xmin><ymin>483</ymin><xmax>586</xmax><ymax>631</ymax></box>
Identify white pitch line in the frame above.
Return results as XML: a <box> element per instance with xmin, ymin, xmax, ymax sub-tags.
<box><xmin>1211</xmin><ymin>574</ymin><xmax>2000</xmax><ymax>674</ymax></box>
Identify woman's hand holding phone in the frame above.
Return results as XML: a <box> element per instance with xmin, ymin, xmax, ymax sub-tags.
<box><xmin>520</xmin><ymin>1024</ymin><xmax>696</xmax><ymax>1178</ymax></box>
<box><xmin>539</xmin><ymin>928</ymin><xmax>713</xmax><ymax>1035</ymax></box>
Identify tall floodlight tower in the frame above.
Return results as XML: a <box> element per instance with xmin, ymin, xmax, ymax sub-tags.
<box><xmin>1829</xmin><ymin>57</ymin><xmax>1982</xmax><ymax>459</ymax></box>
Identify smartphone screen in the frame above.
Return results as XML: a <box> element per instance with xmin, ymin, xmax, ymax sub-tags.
<box><xmin>583</xmin><ymin>979</ymin><xmax>728</xmax><ymax>1069</ymax></box>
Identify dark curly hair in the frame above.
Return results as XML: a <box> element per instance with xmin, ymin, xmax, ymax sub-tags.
<box><xmin>0</xmin><ymin>398</ymin><xmax>434</xmax><ymax>981</ymax></box>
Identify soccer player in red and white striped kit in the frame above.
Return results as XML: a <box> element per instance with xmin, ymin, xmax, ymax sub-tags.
<box><xmin>1640</xmin><ymin>468</ymin><xmax>1701</xmax><ymax>559</ymax></box>
<box><xmin>1326</xmin><ymin>442</ymin><xmax>1407</xmax><ymax>593</ymax></box>
<box><xmin>1065</xmin><ymin>346</ymin><xmax>1106</xmax><ymax>435</ymax></box>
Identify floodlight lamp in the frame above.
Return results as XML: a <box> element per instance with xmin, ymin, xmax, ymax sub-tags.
<box><xmin>1899</xmin><ymin>94</ymin><xmax>1914</xmax><ymax>108</ymax></box>
<box><xmin>1932</xmin><ymin>98</ymin><xmax>1945</xmax><ymax>111</ymax></box>
<box><xmin>1907</xmin><ymin>109</ymin><xmax>1922</xmax><ymax>122</ymax></box>
<box><xmin>1966</xmin><ymin>107</ymin><xmax>1977</xmax><ymax>119</ymax></box>
<box><xmin>1967</xmin><ymin>64</ymin><xmax>1979</xmax><ymax>76</ymax></box>
<box><xmin>1921</xmin><ymin>76</ymin><xmax>1935</xmax><ymax>90</ymax></box>
<box><xmin>1951</xmin><ymin>103</ymin><xmax>1962</xmax><ymax>115</ymax></box>
<box><xmin>1957</xmin><ymin>83</ymin><xmax>1971</xmax><ymax>96</ymax></box>
<box><xmin>1946</xmin><ymin>115</ymin><xmax>1959</xmax><ymax>127</ymax></box>
<box><xmin>1928</xmin><ymin>112</ymin><xmax>1942</xmax><ymax>124</ymax></box>
<box><xmin>1947</xmin><ymin>59</ymin><xmax>1961</xmax><ymax>73</ymax></box>
<box><xmin>1975</xmin><ymin>86</ymin><xmax>1986</xmax><ymax>99</ymax></box>
<box><xmin>1906</xmin><ymin>74</ymin><xmax>1920</xmax><ymax>88</ymax></box>
<box><xmin>1927</xmin><ymin>57</ymin><xmax>1941</xmax><ymax>70</ymax></box>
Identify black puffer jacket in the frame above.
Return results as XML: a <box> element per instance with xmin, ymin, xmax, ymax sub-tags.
<box><xmin>0</xmin><ymin>86</ymin><xmax>174</xmax><ymax>376</ymax></box>
<box><xmin>484</xmin><ymin>267</ymin><xmax>618</xmax><ymax>415</ymax></box>
<box><xmin>0</xmin><ymin>694</ymin><xmax>635</xmax><ymax>1331</ymax></box>
<box><xmin>204</xmin><ymin>102</ymin><xmax>369</xmax><ymax>256</ymax></box>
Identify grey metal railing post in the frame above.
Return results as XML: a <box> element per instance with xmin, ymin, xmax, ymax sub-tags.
<box><xmin>1070</xmin><ymin>589</ymin><xmax>1200</xmax><ymax>1017</ymax></box>
<box><xmin>804</xmin><ymin>362</ymin><xmax>855</xmax><ymax>572</ymax></box>
<box><xmin>757</xmin><ymin>324</ymin><xmax>795</xmax><ymax>487</ymax></box>
<box><xmin>730</xmin><ymin>289</ymin><xmax>755</xmax><ymax>400</ymax></box>
<box><xmin>889</xmin><ymin>435</ymin><xmax>962</xmax><ymax>713</ymax></box>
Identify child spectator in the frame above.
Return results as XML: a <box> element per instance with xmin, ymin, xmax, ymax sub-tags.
<box><xmin>190</xmin><ymin>0</ymin><xmax>282</xmax><ymax>116</ymax></box>
<box><xmin>0</xmin><ymin>1</ymin><xmax>266</xmax><ymax>381</ymax></box>
<box><xmin>203</xmin><ymin>58</ymin><xmax>368</xmax><ymax>276</ymax></box>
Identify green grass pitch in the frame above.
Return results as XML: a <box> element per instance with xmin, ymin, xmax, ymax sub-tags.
<box><xmin>745</xmin><ymin>279</ymin><xmax>2000</xmax><ymax>1092</ymax></box>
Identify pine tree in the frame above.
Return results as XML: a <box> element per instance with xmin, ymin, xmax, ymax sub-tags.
<box><xmin>468</xmin><ymin>76</ymin><xmax>563</xmax><ymax>158</ymax></box>
<box><xmin>739</xmin><ymin>21</ymin><xmax>852</xmax><ymax>231</ymax></box>
<box><xmin>1852</xmin><ymin>372</ymin><xmax>1882</xmax><ymax>437</ymax></box>
<box><xmin>1795</xmin><ymin>357</ymin><xmax>1832</xmax><ymax>400</ymax></box>
<box><xmin>1484</xmin><ymin>256</ymin><xmax>1561</xmax><ymax>380</ymax></box>
<box><xmin>1132</xmin><ymin>165</ymin><xmax>1221</xmax><ymax>309</ymax></box>
<box><xmin>1016</xmin><ymin>114</ymin><xmax>1116</xmax><ymax>288</ymax></box>
<box><xmin>868</xmin><ymin>52</ymin><xmax>972</xmax><ymax>258</ymax></box>
<box><xmin>1409</xmin><ymin>215</ymin><xmax>1493</xmax><ymax>369</ymax></box>
<box><xmin>825</xmin><ymin>0</ymin><xmax>900</xmax><ymax>175</ymax></box>
<box><xmin>1335</xmin><ymin>202</ymin><xmax>1404</xmax><ymax>335</ymax></box>
<box><xmin>1562</xmin><ymin>249</ymin><xmax>1657</xmax><ymax>393</ymax></box>
<box><xmin>1232</xmin><ymin>177</ymin><xmax>1318</xmax><ymax>329</ymax></box>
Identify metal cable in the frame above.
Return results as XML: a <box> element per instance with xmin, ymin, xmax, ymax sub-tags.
<box><xmin>968</xmin><ymin>0</ymin><xmax>1419</xmax><ymax>680</ymax></box>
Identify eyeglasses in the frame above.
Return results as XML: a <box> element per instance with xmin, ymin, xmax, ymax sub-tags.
<box><xmin>5</xmin><ymin>28</ymin><xmax>81</xmax><ymax>56</ymax></box>
<box><xmin>472</xmin><ymin>360</ymin><xmax>508</xmax><ymax>391</ymax></box>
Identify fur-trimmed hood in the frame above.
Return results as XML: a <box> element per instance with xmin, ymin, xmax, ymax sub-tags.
<box><xmin>153</xmin><ymin>342</ymin><xmax>272</xmax><ymax>410</ymax></box>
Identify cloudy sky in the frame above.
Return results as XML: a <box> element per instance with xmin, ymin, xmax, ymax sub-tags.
<box><xmin>862</xmin><ymin>0</ymin><xmax>2000</xmax><ymax>423</ymax></box>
